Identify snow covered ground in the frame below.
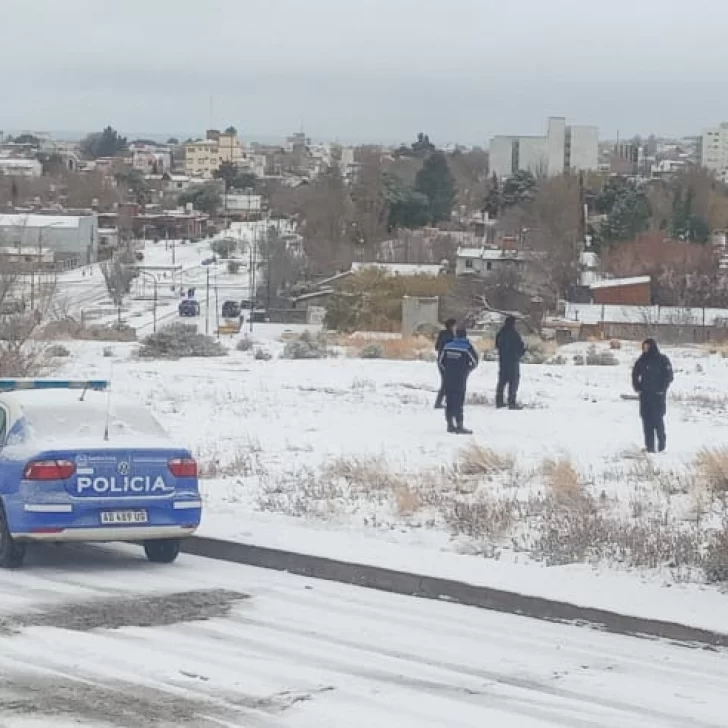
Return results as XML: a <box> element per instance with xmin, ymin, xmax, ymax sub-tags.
<box><xmin>49</xmin><ymin>321</ymin><xmax>728</xmax><ymax>631</ymax></box>
<box><xmin>1</xmin><ymin>544</ymin><xmax>727</xmax><ymax>727</ymax></box>
<box><xmin>53</xmin><ymin>221</ymin><xmax>273</xmax><ymax>334</ymax></box>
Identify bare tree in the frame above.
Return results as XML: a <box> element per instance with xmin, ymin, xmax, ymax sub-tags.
<box><xmin>101</xmin><ymin>252</ymin><xmax>136</xmax><ymax>324</ymax></box>
<box><xmin>523</xmin><ymin>174</ymin><xmax>582</xmax><ymax>305</ymax></box>
<box><xmin>0</xmin><ymin>230</ymin><xmax>58</xmax><ymax>375</ymax></box>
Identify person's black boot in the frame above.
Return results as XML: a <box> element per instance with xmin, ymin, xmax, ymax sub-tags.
<box><xmin>508</xmin><ymin>403</ymin><xmax>523</xmax><ymax>410</ymax></box>
<box><xmin>447</xmin><ymin>417</ymin><xmax>457</xmax><ymax>433</ymax></box>
<box><xmin>455</xmin><ymin>418</ymin><xmax>472</xmax><ymax>435</ymax></box>
<box><xmin>658</xmin><ymin>437</ymin><xmax>666</xmax><ymax>453</ymax></box>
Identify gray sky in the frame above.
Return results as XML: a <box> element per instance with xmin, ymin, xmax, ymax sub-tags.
<box><xmin>2</xmin><ymin>0</ymin><xmax>726</xmax><ymax>145</ymax></box>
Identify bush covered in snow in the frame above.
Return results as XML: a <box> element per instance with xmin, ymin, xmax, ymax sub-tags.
<box><xmin>359</xmin><ymin>343</ymin><xmax>384</xmax><ymax>359</ymax></box>
<box><xmin>102</xmin><ymin>346</ymin><xmax>115</xmax><ymax>358</ymax></box>
<box><xmin>282</xmin><ymin>331</ymin><xmax>329</xmax><ymax>360</ymax></box>
<box><xmin>254</xmin><ymin>347</ymin><xmax>272</xmax><ymax>361</ymax></box>
<box><xmin>586</xmin><ymin>345</ymin><xmax>619</xmax><ymax>366</ymax></box>
<box><xmin>138</xmin><ymin>322</ymin><xmax>226</xmax><ymax>359</ymax></box>
<box><xmin>45</xmin><ymin>344</ymin><xmax>70</xmax><ymax>358</ymax></box>
<box><xmin>227</xmin><ymin>260</ymin><xmax>241</xmax><ymax>274</ymax></box>
<box><xmin>211</xmin><ymin>238</ymin><xmax>236</xmax><ymax>259</ymax></box>
<box><xmin>236</xmin><ymin>337</ymin><xmax>254</xmax><ymax>352</ymax></box>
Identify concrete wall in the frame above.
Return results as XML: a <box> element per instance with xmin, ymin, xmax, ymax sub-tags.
<box><xmin>547</xmin><ymin>117</ymin><xmax>566</xmax><ymax>176</ymax></box>
<box><xmin>518</xmin><ymin>137</ymin><xmax>550</xmax><ymax>176</ymax></box>
<box><xmin>489</xmin><ymin>136</ymin><xmax>515</xmax><ymax>178</ymax></box>
<box><xmin>568</xmin><ymin>125</ymin><xmax>599</xmax><ymax>172</ymax></box>
<box><xmin>402</xmin><ymin>296</ymin><xmax>440</xmax><ymax>336</ymax></box>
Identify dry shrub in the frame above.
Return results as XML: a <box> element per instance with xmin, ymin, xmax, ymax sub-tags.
<box><xmin>465</xmin><ymin>391</ymin><xmax>491</xmax><ymax>406</ymax></box>
<box><xmin>694</xmin><ymin>448</ymin><xmax>728</xmax><ymax>497</ymax></box>
<box><xmin>198</xmin><ymin>447</ymin><xmax>261</xmax><ymax>479</ymax></box>
<box><xmin>703</xmin><ymin>520</ymin><xmax>728</xmax><ymax>583</ymax></box>
<box><xmin>609</xmin><ymin>339</ymin><xmax>622</xmax><ymax>350</ymax></box>
<box><xmin>395</xmin><ymin>485</ymin><xmax>421</xmax><ymax>516</ymax></box>
<box><xmin>323</xmin><ymin>455</ymin><xmax>404</xmax><ymax>493</ymax></box>
<box><xmin>541</xmin><ymin>457</ymin><xmax>583</xmax><ymax>503</ymax></box>
<box><xmin>348</xmin><ymin>335</ymin><xmax>433</xmax><ymax>361</ymax></box>
<box><xmin>444</xmin><ymin>496</ymin><xmax>519</xmax><ymax>541</ymax></box>
<box><xmin>531</xmin><ymin>496</ymin><xmax>702</xmax><ymax>570</ymax></box>
<box><xmin>458</xmin><ymin>443</ymin><xmax>515</xmax><ymax>478</ymax></box>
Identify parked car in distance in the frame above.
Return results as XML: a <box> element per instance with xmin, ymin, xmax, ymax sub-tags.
<box><xmin>178</xmin><ymin>299</ymin><xmax>200</xmax><ymax>317</ymax></box>
<box><xmin>221</xmin><ymin>300</ymin><xmax>241</xmax><ymax>319</ymax></box>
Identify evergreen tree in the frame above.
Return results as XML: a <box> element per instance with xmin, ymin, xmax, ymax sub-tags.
<box><xmin>415</xmin><ymin>152</ymin><xmax>456</xmax><ymax>223</ymax></box>
<box><xmin>383</xmin><ymin>173</ymin><xmax>430</xmax><ymax>229</ymax></box>
<box><xmin>670</xmin><ymin>186</ymin><xmax>710</xmax><ymax>243</ymax></box>
<box><xmin>500</xmin><ymin>170</ymin><xmax>536</xmax><ymax>210</ymax></box>
<box><xmin>601</xmin><ymin>183</ymin><xmax>650</xmax><ymax>243</ymax></box>
<box><xmin>80</xmin><ymin>126</ymin><xmax>128</xmax><ymax>159</ymax></box>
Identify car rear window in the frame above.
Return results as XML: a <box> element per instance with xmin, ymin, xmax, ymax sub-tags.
<box><xmin>18</xmin><ymin>398</ymin><xmax>168</xmax><ymax>443</ymax></box>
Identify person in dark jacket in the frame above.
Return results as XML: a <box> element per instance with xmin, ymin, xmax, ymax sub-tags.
<box><xmin>495</xmin><ymin>316</ymin><xmax>526</xmax><ymax>410</ymax></box>
<box><xmin>632</xmin><ymin>338</ymin><xmax>673</xmax><ymax>453</ymax></box>
<box><xmin>438</xmin><ymin>328</ymin><xmax>479</xmax><ymax>434</ymax></box>
<box><xmin>434</xmin><ymin>318</ymin><xmax>457</xmax><ymax>409</ymax></box>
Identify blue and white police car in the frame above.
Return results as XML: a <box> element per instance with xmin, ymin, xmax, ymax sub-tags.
<box><xmin>0</xmin><ymin>379</ymin><xmax>201</xmax><ymax>568</ymax></box>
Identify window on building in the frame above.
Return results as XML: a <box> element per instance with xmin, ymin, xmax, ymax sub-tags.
<box><xmin>465</xmin><ymin>259</ymin><xmax>473</xmax><ymax>269</ymax></box>
<box><xmin>486</xmin><ymin>262</ymin><xmax>492</xmax><ymax>271</ymax></box>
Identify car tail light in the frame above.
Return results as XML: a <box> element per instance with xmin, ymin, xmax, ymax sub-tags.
<box><xmin>168</xmin><ymin>457</ymin><xmax>197</xmax><ymax>478</ymax></box>
<box><xmin>23</xmin><ymin>460</ymin><xmax>76</xmax><ymax>481</ymax></box>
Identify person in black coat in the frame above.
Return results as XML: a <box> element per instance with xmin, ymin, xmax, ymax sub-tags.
<box><xmin>632</xmin><ymin>338</ymin><xmax>674</xmax><ymax>453</ymax></box>
<box><xmin>438</xmin><ymin>328</ymin><xmax>479</xmax><ymax>434</ymax></box>
<box><xmin>434</xmin><ymin>318</ymin><xmax>457</xmax><ymax>409</ymax></box>
<box><xmin>495</xmin><ymin>316</ymin><xmax>526</xmax><ymax>410</ymax></box>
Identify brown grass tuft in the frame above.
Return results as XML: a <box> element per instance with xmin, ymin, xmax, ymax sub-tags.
<box><xmin>458</xmin><ymin>443</ymin><xmax>515</xmax><ymax>478</ymax></box>
<box><xmin>694</xmin><ymin>448</ymin><xmax>728</xmax><ymax>497</ymax></box>
<box><xmin>541</xmin><ymin>457</ymin><xmax>583</xmax><ymax>502</ymax></box>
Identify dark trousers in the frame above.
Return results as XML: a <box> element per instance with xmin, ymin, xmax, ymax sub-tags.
<box><xmin>640</xmin><ymin>393</ymin><xmax>666</xmax><ymax>452</ymax></box>
<box><xmin>445</xmin><ymin>385</ymin><xmax>466</xmax><ymax>427</ymax></box>
<box><xmin>496</xmin><ymin>364</ymin><xmax>520</xmax><ymax>407</ymax></box>
<box><xmin>435</xmin><ymin>370</ymin><xmax>447</xmax><ymax>407</ymax></box>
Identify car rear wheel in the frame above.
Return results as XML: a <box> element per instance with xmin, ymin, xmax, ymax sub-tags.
<box><xmin>143</xmin><ymin>538</ymin><xmax>181</xmax><ymax>564</ymax></box>
<box><xmin>0</xmin><ymin>506</ymin><xmax>26</xmax><ymax>569</ymax></box>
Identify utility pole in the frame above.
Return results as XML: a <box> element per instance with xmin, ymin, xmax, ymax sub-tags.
<box><xmin>249</xmin><ymin>227</ymin><xmax>257</xmax><ymax>333</ymax></box>
<box><xmin>205</xmin><ymin>267</ymin><xmax>210</xmax><ymax>335</ymax></box>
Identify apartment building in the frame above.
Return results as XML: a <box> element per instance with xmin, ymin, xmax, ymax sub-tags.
<box><xmin>701</xmin><ymin>123</ymin><xmax>728</xmax><ymax>183</ymax></box>
<box><xmin>184</xmin><ymin>129</ymin><xmax>243</xmax><ymax>178</ymax></box>
<box><xmin>489</xmin><ymin>117</ymin><xmax>599</xmax><ymax>178</ymax></box>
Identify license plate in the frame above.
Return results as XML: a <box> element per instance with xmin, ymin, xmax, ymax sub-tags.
<box><xmin>100</xmin><ymin>510</ymin><xmax>148</xmax><ymax>525</ymax></box>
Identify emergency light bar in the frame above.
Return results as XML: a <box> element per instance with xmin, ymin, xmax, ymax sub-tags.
<box><xmin>0</xmin><ymin>379</ymin><xmax>109</xmax><ymax>392</ymax></box>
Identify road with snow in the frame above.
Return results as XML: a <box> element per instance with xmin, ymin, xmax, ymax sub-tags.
<box><xmin>0</xmin><ymin>545</ymin><xmax>726</xmax><ymax>728</ymax></box>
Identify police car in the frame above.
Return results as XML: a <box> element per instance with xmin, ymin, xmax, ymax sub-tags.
<box><xmin>0</xmin><ymin>379</ymin><xmax>201</xmax><ymax>568</ymax></box>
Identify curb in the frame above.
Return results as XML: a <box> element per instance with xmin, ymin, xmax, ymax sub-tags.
<box><xmin>182</xmin><ymin>536</ymin><xmax>728</xmax><ymax>649</ymax></box>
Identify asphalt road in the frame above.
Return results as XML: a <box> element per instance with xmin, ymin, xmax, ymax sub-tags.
<box><xmin>0</xmin><ymin>543</ymin><xmax>727</xmax><ymax>728</ymax></box>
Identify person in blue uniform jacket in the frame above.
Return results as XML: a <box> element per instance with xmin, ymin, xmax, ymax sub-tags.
<box><xmin>632</xmin><ymin>338</ymin><xmax>673</xmax><ymax>453</ymax></box>
<box><xmin>434</xmin><ymin>318</ymin><xmax>457</xmax><ymax>409</ymax></box>
<box><xmin>438</xmin><ymin>328</ymin><xmax>479</xmax><ymax>434</ymax></box>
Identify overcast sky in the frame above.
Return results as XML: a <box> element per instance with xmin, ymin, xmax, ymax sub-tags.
<box><xmin>1</xmin><ymin>0</ymin><xmax>726</xmax><ymax>145</ymax></box>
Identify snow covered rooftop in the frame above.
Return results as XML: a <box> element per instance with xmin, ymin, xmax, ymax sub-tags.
<box><xmin>589</xmin><ymin>275</ymin><xmax>651</xmax><ymax>290</ymax></box>
<box><xmin>350</xmin><ymin>262</ymin><xmax>444</xmax><ymax>277</ymax></box>
<box><xmin>457</xmin><ymin>247</ymin><xmax>525</xmax><ymax>260</ymax></box>
<box><xmin>0</xmin><ymin>214</ymin><xmax>86</xmax><ymax>229</ymax></box>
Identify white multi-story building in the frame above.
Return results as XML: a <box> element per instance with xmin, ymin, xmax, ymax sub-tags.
<box><xmin>701</xmin><ymin>123</ymin><xmax>728</xmax><ymax>183</ymax></box>
<box><xmin>488</xmin><ymin>117</ymin><xmax>599</xmax><ymax>178</ymax></box>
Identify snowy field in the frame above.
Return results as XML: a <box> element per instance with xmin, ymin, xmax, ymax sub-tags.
<box><xmin>49</xmin><ymin>321</ymin><xmax>728</xmax><ymax>630</ymax></box>
<box><xmin>1</xmin><ymin>544</ymin><xmax>727</xmax><ymax>727</ymax></box>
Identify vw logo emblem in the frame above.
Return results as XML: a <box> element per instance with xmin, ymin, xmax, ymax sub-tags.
<box><xmin>117</xmin><ymin>461</ymin><xmax>130</xmax><ymax>476</ymax></box>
